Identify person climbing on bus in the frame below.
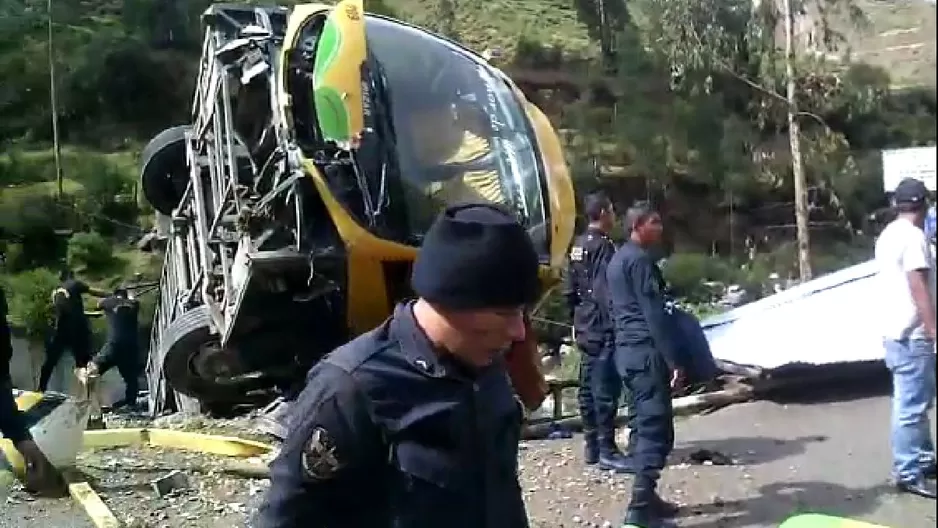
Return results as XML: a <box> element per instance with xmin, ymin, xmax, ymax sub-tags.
<box><xmin>83</xmin><ymin>287</ymin><xmax>141</xmax><ymax>410</ymax></box>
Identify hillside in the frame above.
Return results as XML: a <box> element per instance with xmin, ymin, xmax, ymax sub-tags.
<box><xmin>842</xmin><ymin>0</ymin><xmax>936</xmax><ymax>88</ymax></box>
<box><xmin>387</xmin><ymin>0</ymin><xmax>936</xmax><ymax>88</ymax></box>
<box><xmin>388</xmin><ymin>0</ymin><xmax>595</xmax><ymax>57</ymax></box>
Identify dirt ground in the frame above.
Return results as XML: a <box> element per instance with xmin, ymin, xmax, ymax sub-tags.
<box><xmin>2</xmin><ymin>389</ymin><xmax>935</xmax><ymax>528</ymax></box>
<box><xmin>522</xmin><ymin>392</ymin><xmax>936</xmax><ymax>528</ymax></box>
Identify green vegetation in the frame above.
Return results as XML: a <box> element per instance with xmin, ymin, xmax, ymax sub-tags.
<box><xmin>1</xmin><ymin>0</ymin><xmax>936</xmax><ymax>345</ymax></box>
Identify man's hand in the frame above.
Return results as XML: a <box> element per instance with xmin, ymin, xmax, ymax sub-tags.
<box><xmin>85</xmin><ymin>362</ymin><xmax>100</xmax><ymax>378</ymax></box>
<box><xmin>14</xmin><ymin>439</ymin><xmax>66</xmax><ymax>497</ymax></box>
<box><xmin>669</xmin><ymin>368</ymin><xmax>685</xmax><ymax>391</ymax></box>
<box><xmin>74</xmin><ymin>363</ymin><xmax>100</xmax><ymax>385</ymax></box>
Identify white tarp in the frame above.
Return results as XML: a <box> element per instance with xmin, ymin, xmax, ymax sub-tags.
<box><xmin>882</xmin><ymin>146</ymin><xmax>936</xmax><ymax>192</ymax></box>
<box><xmin>701</xmin><ymin>261</ymin><xmax>883</xmax><ymax>370</ymax></box>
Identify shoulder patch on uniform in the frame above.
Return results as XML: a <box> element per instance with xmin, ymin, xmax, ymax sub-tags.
<box><xmin>301</xmin><ymin>427</ymin><xmax>342</xmax><ymax>480</ymax></box>
<box><xmin>570</xmin><ymin>246</ymin><xmax>584</xmax><ymax>261</ymax></box>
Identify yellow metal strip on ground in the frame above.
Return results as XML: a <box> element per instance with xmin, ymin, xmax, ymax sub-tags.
<box><xmin>146</xmin><ymin>429</ymin><xmax>272</xmax><ymax>457</ymax></box>
<box><xmin>82</xmin><ymin>428</ymin><xmax>272</xmax><ymax>458</ymax></box>
<box><xmin>66</xmin><ymin>476</ymin><xmax>121</xmax><ymax>528</ymax></box>
<box><xmin>0</xmin><ymin>439</ymin><xmax>25</xmax><ymax>477</ymax></box>
<box><xmin>74</xmin><ymin>428</ymin><xmax>274</xmax><ymax>527</ymax></box>
<box><xmin>81</xmin><ymin>428</ymin><xmax>149</xmax><ymax>450</ymax></box>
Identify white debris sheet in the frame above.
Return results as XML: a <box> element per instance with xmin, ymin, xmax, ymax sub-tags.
<box><xmin>701</xmin><ymin>261</ymin><xmax>885</xmax><ymax>370</ymax></box>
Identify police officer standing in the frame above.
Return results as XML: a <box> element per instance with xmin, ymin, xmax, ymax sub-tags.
<box><xmin>606</xmin><ymin>202</ymin><xmax>681</xmax><ymax>528</ymax></box>
<box><xmin>39</xmin><ymin>270</ymin><xmax>107</xmax><ymax>392</ymax></box>
<box><xmin>563</xmin><ymin>192</ymin><xmax>630</xmax><ymax>472</ymax></box>
<box><xmin>84</xmin><ymin>288</ymin><xmax>141</xmax><ymax>410</ymax></box>
<box><xmin>255</xmin><ymin>203</ymin><xmax>539</xmax><ymax>528</ymax></box>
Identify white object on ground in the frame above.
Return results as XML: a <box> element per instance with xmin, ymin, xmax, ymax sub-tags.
<box><xmin>702</xmin><ymin>261</ymin><xmax>885</xmax><ymax>370</ymax></box>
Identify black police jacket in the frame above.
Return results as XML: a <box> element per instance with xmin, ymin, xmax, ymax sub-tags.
<box><xmin>562</xmin><ymin>227</ymin><xmax>616</xmax><ymax>344</ymax></box>
<box><xmin>98</xmin><ymin>295</ymin><xmax>139</xmax><ymax>346</ymax></box>
<box><xmin>53</xmin><ymin>279</ymin><xmax>92</xmax><ymax>336</ymax></box>
<box><xmin>254</xmin><ymin>302</ymin><xmax>529</xmax><ymax>528</ymax></box>
<box><xmin>1</xmin><ymin>285</ymin><xmax>12</xmax><ymax>363</ymax></box>
<box><xmin>605</xmin><ymin>241</ymin><xmax>678</xmax><ymax>369</ymax></box>
<box><xmin>0</xmin><ymin>285</ymin><xmax>8</xmax><ymax>322</ymax></box>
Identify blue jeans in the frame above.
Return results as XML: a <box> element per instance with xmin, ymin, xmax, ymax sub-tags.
<box><xmin>884</xmin><ymin>338</ymin><xmax>936</xmax><ymax>482</ymax></box>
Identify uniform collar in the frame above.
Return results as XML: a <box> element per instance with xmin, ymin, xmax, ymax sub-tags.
<box><xmin>625</xmin><ymin>239</ymin><xmax>645</xmax><ymax>252</ymax></box>
<box><xmin>390</xmin><ymin>301</ymin><xmax>449</xmax><ymax>378</ymax></box>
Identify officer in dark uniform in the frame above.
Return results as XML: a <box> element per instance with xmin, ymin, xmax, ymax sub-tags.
<box><xmin>562</xmin><ymin>192</ymin><xmax>630</xmax><ymax>472</ymax></box>
<box><xmin>0</xmin><ymin>378</ymin><xmax>64</xmax><ymax>496</ymax></box>
<box><xmin>606</xmin><ymin>202</ymin><xmax>681</xmax><ymax>528</ymax></box>
<box><xmin>84</xmin><ymin>288</ymin><xmax>141</xmax><ymax>409</ymax></box>
<box><xmin>1</xmin><ymin>269</ymin><xmax>65</xmax><ymax>495</ymax></box>
<box><xmin>39</xmin><ymin>270</ymin><xmax>106</xmax><ymax>392</ymax></box>
<box><xmin>0</xmin><ymin>273</ymin><xmax>13</xmax><ymax>383</ymax></box>
<box><xmin>255</xmin><ymin>203</ymin><xmax>540</xmax><ymax>528</ymax></box>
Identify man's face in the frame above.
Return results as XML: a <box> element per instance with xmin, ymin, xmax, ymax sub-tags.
<box><xmin>409</xmin><ymin>103</ymin><xmax>463</xmax><ymax>163</ymax></box>
<box><xmin>445</xmin><ymin>307</ymin><xmax>527</xmax><ymax>367</ymax></box>
<box><xmin>635</xmin><ymin>213</ymin><xmax>664</xmax><ymax>246</ymax></box>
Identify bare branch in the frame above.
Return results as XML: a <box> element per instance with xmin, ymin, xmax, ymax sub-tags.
<box><xmin>684</xmin><ymin>24</ymin><xmax>829</xmax><ymax>128</ymax></box>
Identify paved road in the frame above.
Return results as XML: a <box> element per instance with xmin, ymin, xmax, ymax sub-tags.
<box><xmin>521</xmin><ymin>391</ymin><xmax>937</xmax><ymax>528</ymax></box>
<box><xmin>2</xmin><ymin>389</ymin><xmax>935</xmax><ymax>527</ymax></box>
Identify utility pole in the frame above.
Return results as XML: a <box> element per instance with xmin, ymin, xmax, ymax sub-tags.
<box><xmin>48</xmin><ymin>0</ymin><xmax>64</xmax><ymax>200</ymax></box>
<box><xmin>598</xmin><ymin>0</ymin><xmax>609</xmax><ymax>63</ymax></box>
<box><xmin>783</xmin><ymin>0</ymin><xmax>813</xmax><ymax>281</ymax></box>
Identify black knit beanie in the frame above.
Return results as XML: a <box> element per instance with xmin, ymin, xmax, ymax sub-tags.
<box><xmin>411</xmin><ymin>203</ymin><xmax>541</xmax><ymax>310</ymax></box>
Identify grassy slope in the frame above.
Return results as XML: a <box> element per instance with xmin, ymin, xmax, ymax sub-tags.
<box><xmin>387</xmin><ymin>0</ymin><xmax>595</xmax><ymax>58</ymax></box>
<box><xmin>844</xmin><ymin>0</ymin><xmax>936</xmax><ymax>88</ymax></box>
<box><xmin>0</xmin><ymin>147</ymin><xmax>155</xmax><ymax>309</ymax></box>
<box><xmin>388</xmin><ymin>0</ymin><xmax>935</xmax><ymax>87</ymax></box>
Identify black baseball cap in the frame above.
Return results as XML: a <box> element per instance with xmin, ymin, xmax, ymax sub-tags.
<box><xmin>893</xmin><ymin>177</ymin><xmax>929</xmax><ymax>206</ymax></box>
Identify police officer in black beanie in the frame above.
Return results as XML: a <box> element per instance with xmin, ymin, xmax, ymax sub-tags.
<box><xmin>256</xmin><ymin>203</ymin><xmax>539</xmax><ymax>528</ymax></box>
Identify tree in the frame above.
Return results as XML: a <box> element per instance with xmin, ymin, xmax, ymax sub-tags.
<box><xmin>632</xmin><ymin>0</ymin><xmax>867</xmax><ymax>280</ymax></box>
<box><xmin>434</xmin><ymin>0</ymin><xmax>458</xmax><ymax>39</ymax></box>
<box><xmin>781</xmin><ymin>0</ymin><xmax>812</xmax><ymax>279</ymax></box>
<box><xmin>573</xmin><ymin>0</ymin><xmax>631</xmax><ymax>69</ymax></box>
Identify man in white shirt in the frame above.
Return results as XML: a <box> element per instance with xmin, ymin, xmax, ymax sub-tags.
<box><xmin>875</xmin><ymin>177</ymin><xmax>937</xmax><ymax>499</ymax></box>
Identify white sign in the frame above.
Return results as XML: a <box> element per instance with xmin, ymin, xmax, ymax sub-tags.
<box><xmin>882</xmin><ymin>146</ymin><xmax>936</xmax><ymax>192</ymax></box>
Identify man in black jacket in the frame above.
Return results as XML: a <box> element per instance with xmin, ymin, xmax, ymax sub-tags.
<box><xmin>1</xmin><ymin>271</ymin><xmax>65</xmax><ymax>496</ymax></box>
<box><xmin>562</xmin><ymin>192</ymin><xmax>630</xmax><ymax>472</ymax></box>
<box><xmin>256</xmin><ymin>203</ymin><xmax>538</xmax><ymax>528</ymax></box>
<box><xmin>1</xmin><ymin>276</ymin><xmax>13</xmax><ymax>384</ymax></box>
